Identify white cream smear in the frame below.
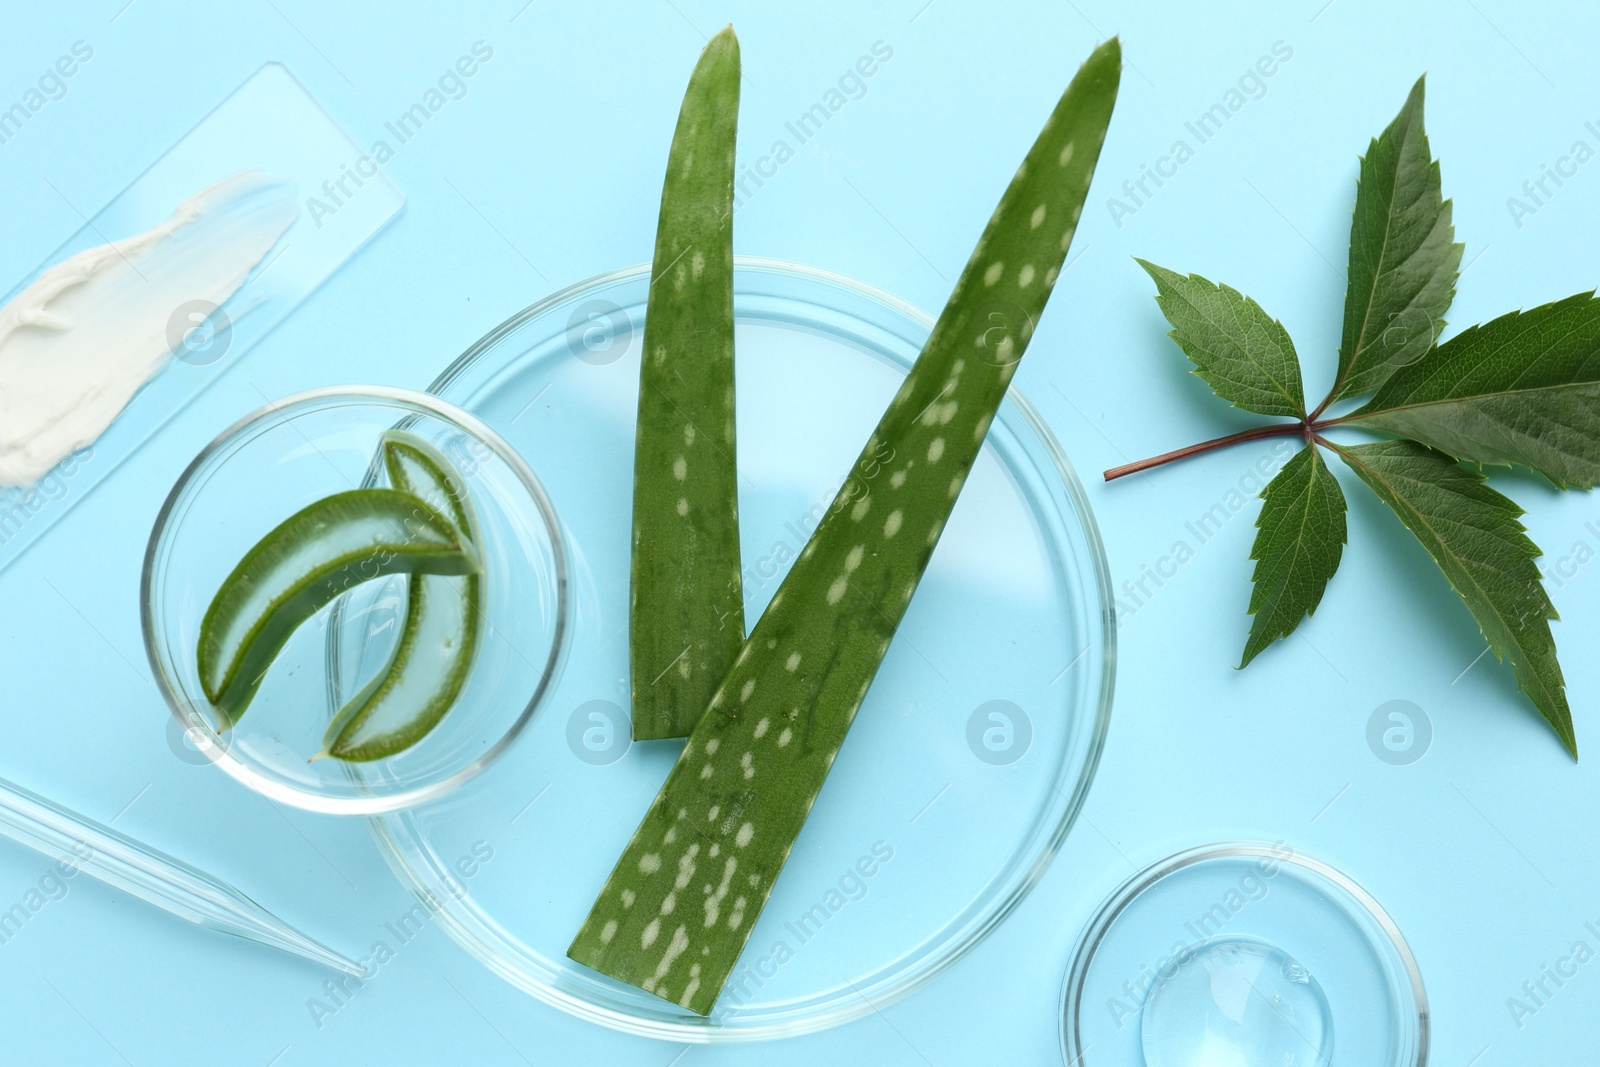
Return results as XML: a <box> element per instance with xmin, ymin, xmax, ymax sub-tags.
<box><xmin>0</xmin><ymin>171</ymin><xmax>297</xmax><ymax>487</ymax></box>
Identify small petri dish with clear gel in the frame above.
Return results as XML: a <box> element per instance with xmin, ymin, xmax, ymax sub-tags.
<box><xmin>1061</xmin><ymin>842</ymin><xmax>1427</xmax><ymax>1066</ymax></box>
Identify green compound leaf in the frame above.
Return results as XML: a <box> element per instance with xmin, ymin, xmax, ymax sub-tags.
<box><xmin>1345</xmin><ymin>293</ymin><xmax>1600</xmax><ymax>488</ymax></box>
<box><xmin>1137</xmin><ymin>260</ymin><xmax>1306</xmax><ymax>419</ymax></box>
<box><xmin>570</xmin><ymin>37</ymin><xmax>1123</xmax><ymax>1014</ymax></box>
<box><xmin>630</xmin><ymin>25</ymin><xmax>745</xmax><ymax>740</ymax></box>
<box><xmin>1241</xmin><ymin>445</ymin><xmax>1347</xmax><ymax>666</ymax></box>
<box><xmin>1331</xmin><ymin>440</ymin><xmax>1574</xmax><ymax>758</ymax></box>
<box><xmin>1329</xmin><ymin>75</ymin><xmax>1463</xmax><ymax>405</ymax></box>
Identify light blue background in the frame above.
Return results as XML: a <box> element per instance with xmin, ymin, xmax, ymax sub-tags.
<box><xmin>2</xmin><ymin>1</ymin><xmax>1597</xmax><ymax>1063</ymax></box>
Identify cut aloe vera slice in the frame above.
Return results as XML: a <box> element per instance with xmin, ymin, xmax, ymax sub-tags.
<box><xmin>320</xmin><ymin>432</ymin><xmax>483</xmax><ymax>762</ymax></box>
<box><xmin>569</xmin><ymin>39</ymin><xmax>1122</xmax><ymax>1014</ymax></box>
<box><xmin>630</xmin><ymin>25</ymin><xmax>745</xmax><ymax>741</ymax></box>
<box><xmin>197</xmin><ymin>488</ymin><xmax>477</xmax><ymax>724</ymax></box>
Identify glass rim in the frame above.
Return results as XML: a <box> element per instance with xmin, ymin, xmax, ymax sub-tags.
<box><xmin>139</xmin><ymin>384</ymin><xmax>570</xmax><ymax>815</ymax></box>
<box><xmin>370</xmin><ymin>257</ymin><xmax>1120</xmax><ymax>1041</ymax></box>
<box><xmin>1059</xmin><ymin>839</ymin><xmax>1430</xmax><ymax>1065</ymax></box>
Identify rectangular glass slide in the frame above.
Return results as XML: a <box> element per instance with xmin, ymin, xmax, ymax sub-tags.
<box><xmin>0</xmin><ymin>62</ymin><xmax>404</xmax><ymax>572</ymax></box>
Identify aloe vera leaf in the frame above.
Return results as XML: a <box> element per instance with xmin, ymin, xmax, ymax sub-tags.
<box><xmin>630</xmin><ymin>26</ymin><xmax>745</xmax><ymax>742</ymax></box>
<box><xmin>321</xmin><ymin>433</ymin><xmax>483</xmax><ymax>762</ymax></box>
<box><xmin>197</xmin><ymin>489</ymin><xmax>477</xmax><ymax>724</ymax></box>
<box><xmin>569</xmin><ymin>38</ymin><xmax>1122</xmax><ymax>1014</ymax></box>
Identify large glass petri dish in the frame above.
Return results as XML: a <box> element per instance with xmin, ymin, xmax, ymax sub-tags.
<box><xmin>356</xmin><ymin>259</ymin><xmax>1116</xmax><ymax>1041</ymax></box>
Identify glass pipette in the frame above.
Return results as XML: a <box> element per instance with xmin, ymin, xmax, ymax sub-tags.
<box><xmin>0</xmin><ymin>774</ymin><xmax>364</xmax><ymax>977</ymax></box>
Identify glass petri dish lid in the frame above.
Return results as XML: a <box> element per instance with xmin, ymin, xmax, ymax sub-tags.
<box><xmin>1062</xmin><ymin>841</ymin><xmax>1428</xmax><ymax>1066</ymax></box>
<box><xmin>142</xmin><ymin>387</ymin><xmax>567</xmax><ymax>814</ymax></box>
<box><xmin>359</xmin><ymin>259</ymin><xmax>1117</xmax><ymax>1041</ymax></box>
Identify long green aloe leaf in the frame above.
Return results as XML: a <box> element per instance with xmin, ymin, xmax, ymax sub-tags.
<box><xmin>198</xmin><ymin>489</ymin><xmax>477</xmax><ymax>724</ymax></box>
<box><xmin>320</xmin><ymin>432</ymin><xmax>483</xmax><ymax>761</ymax></box>
<box><xmin>569</xmin><ymin>38</ymin><xmax>1122</xmax><ymax>1014</ymax></box>
<box><xmin>630</xmin><ymin>25</ymin><xmax>745</xmax><ymax>741</ymax></box>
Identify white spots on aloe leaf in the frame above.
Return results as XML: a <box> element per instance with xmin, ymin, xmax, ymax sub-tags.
<box><xmin>704</xmin><ymin>737</ymin><xmax>720</xmax><ymax>756</ymax></box>
<box><xmin>663</xmin><ymin>826</ymin><xmax>678</xmax><ymax>845</ymax></box>
<box><xmin>654</xmin><ymin>345</ymin><xmax>668</xmax><ymax>366</ymax></box>
<box><xmin>704</xmin><ymin>856</ymin><xmax>738</xmax><ymax>928</ymax></box>
<box><xmin>675</xmin><ymin>844</ymin><xmax>700</xmax><ymax>890</ymax></box>
<box><xmin>740</xmin><ymin>751</ymin><xmax>754</xmax><ymax>779</ymax></box>
<box><xmin>677</xmin><ymin>656</ymin><xmax>692</xmax><ymax>679</ymax></box>
<box><xmin>691</xmin><ymin>251</ymin><xmax>705</xmax><ymax>279</ymax></box>
<box><xmin>850</xmin><ymin>496</ymin><xmax>871</xmax><ymax>521</ymax></box>
<box><xmin>600</xmin><ymin>919</ymin><xmax>618</xmax><ymax>944</ymax></box>
<box><xmin>672</xmin><ymin>455</ymin><xmax>688</xmax><ymax>481</ymax></box>
<box><xmin>928</xmin><ymin>437</ymin><xmax>946</xmax><ymax>463</ymax></box>
<box><xmin>1018</xmin><ymin>264</ymin><xmax>1036</xmax><ymax>287</ymax></box>
<box><xmin>747</xmin><ymin>873</ymin><xmax>760</xmax><ymax>888</ymax></box>
<box><xmin>764</xmin><ymin>636</ymin><xmax>776</xmax><ymax>650</ymax></box>
<box><xmin>676</xmin><ymin>497</ymin><xmax>690</xmax><ymax>517</ymax></box>
<box><xmin>883</xmin><ymin>510</ymin><xmax>903</xmax><ymax>538</ymax></box>
<box><xmin>755</xmin><ymin>715</ymin><xmax>772</xmax><ymax>737</ymax></box>
<box><xmin>937</xmin><ymin>400</ymin><xmax>959</xmax><ymax>425</ymax></box>
<box><xmin>652</xmin><ymin>925</ymin><xmax>689</xmax><ymax>983</ymax></box>
<box><xmin>983</xmin><ymin>261</ymin><xmax>1004</xmax><ymax>287</ymax></box>
<box><xmin>1044</xmin><ymin>266</ymin><xmax>1059</xmax><ymax>288</ymax></box>
<box><xmin>709</xmin><ymin>843</ymin><xmax>720</xmax><ymax>858</ymax></box>
<box><xmin>778</xmin><ymin>727</ymin><xmax>793</xmax><ymax>747</ymax></box>
<box><xmin>785</xmin><ymin>650</ymin><xmax>802</xmax><ymax>672</ymax></box>
<box><xmin>622</xmin><ymin>888</ymin><xmax>637</xmax><ymax>908</ymax></box>
<box><xmin>889</xmin><ymin>469</ymin><xmax>908</xmax><ymax>489</ymax></box>
<box><xmin>845</xmin><ymin>545</ymin><xmax>864</xmax><ymax>572</ymax></box>
<box><xmin>740</xmin><ymin>678</ymin><xmax>757</xmax><ymax>702</ymax></box>
<box><xmin>641</xmin><ymin>918</ymin><xmax>661</xmax><ymax>949</ymax></box>
<box><xmin>973</xmin><ymin>412</ymin><xmax>994</xmax><ymax>442</ymax></box>
<box><xmin>827</xmin><ymin>575</ymin><xmax>848</xmax><ymax>605</ymax></box>
<box><xmin>1058</xmin><ymin>140</ymin><xmax>1075</xmax><ymax>167</ymax></box>
<box><xmin>736</xmin><ymin>822</ymin><xmax>754</xmax><ymax>848</ymax></box>
<box><xmin>1060</xmin><ymin>227</ymin><xmax>1076</xmax><ymax>251</ymax></box>
<box><xmin>707</xmin><ymin>804</ymin><xmax>720</xmax><ymax>823</ymax></box>
<box><xmin>699</xmin><ymin>762</ymin><xmax>714</xmax><ymax>780</ymax></box>
<box><xmin>1030</xmin><ymin>204</ymin><xmax>1047</xmax><ymax>229</ymax></box>
<box><xmin>661</xmin><ymin>891</ymin><xmax>677</xmax><ymax>915</ymax></box>
<box><xmin>639</xmin><ymin>853</ymin><xmax>662</xmax><ymax>874</ymax></box>
<box><xmin>948</xmin><ymin>475</ymin><xmax>963</xmax><ymax>499</ymax></box>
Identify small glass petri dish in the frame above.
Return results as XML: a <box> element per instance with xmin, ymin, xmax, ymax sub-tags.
<box><xmin>141</xmin><ymin>387</ymin><xmax>567</xmax><ymax>814</ymax></box>
<box><xmin>360</xmin><ymin>259</ymin><xmax>1117</xmax><ymax>1041</ymax></box>
<box><xmin>1061</xmin><ymin>842</ymin><xmax>1428</xmax><ymax>1066</ymax></box>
